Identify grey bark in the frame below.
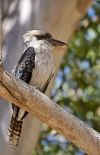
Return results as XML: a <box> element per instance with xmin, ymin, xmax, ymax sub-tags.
<box><xmin>0</xmin><ymin>0</ymin><xmax>93</xmax><ymax>155</ymax></box>
<box><xmin>0</xmin><ymin>68</ymin><xmax>100</xmax><ymax>155</ymax></box>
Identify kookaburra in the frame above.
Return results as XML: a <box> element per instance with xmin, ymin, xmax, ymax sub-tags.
<box><xmin>6</xmin><ymin>29</ymin><xmax>67</xmax><ymax>149</ymax></box>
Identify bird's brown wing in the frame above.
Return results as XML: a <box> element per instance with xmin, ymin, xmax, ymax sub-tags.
<box><xmin>7</xmin><ymin>47</ymin><xmax>35</xmax><ymax>149</ymax></box>
<box><xmin>12</xmin><ymin>46</ymin><xmax>36</xmax><ymax>119</ymax></box>
<box><xmin>15</xmin><ymin>47</ymin><xmax>35</xmax><ymax>83</ymax></box>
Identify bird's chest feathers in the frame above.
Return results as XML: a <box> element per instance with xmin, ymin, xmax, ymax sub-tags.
<box><xmin>35</xmin><ymin>45</ymin><xmax>54</xmax><ymax>71</ymax></box>
<box><xmin>30</xmin><ymin>45</ymin><xmax>54</xmax><ymax>88</ymax></box>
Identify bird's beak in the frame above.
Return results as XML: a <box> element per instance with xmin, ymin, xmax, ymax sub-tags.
<box><xmin>49</xmin><ymin>38</ymin><xmax>68</xmax><ymax>51</ymax></box>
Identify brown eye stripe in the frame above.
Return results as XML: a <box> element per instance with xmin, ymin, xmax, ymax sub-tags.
<box><xmin>36</xmin><ymin>35</ymin><xmax>44</xmax><ymax>40</ymax></box>
<box><xmin>36</xmin><ymin>33</ymin><xmax>52</xmax><ymax>40</ymax></box>
<box><xmin>45</xmin><ymin>33</ymin><xmax>52</xmax><ymax>38</ymax></box>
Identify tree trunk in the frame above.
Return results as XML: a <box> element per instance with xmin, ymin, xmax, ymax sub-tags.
<box><xmin>0</xmin><ymin>0</ymin><xmax>93</xmax><ymax>155</ymax></box>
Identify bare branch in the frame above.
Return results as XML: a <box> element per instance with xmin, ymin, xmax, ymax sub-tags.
<box><xmin>0</xmin><ymin>67</ymin><xmax>99</xmax><ymax>155</ymax></box>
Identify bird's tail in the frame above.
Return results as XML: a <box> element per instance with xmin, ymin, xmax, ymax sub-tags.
<box><xmin>6</xmin><ymin>116</ymin><xmax>23</xmax><ymax>149</ymax></box>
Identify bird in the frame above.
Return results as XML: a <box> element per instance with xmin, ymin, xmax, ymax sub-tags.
<box><xmin>6</xmin><ymin>29</ymin><xmax>68</xmax><ymax>149</ymax></box>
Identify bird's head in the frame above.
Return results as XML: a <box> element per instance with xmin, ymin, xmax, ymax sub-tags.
<box><xmin>23</xmin><ymin>29</ymin><xmax>68</xmax><ymax>51</ymax></box>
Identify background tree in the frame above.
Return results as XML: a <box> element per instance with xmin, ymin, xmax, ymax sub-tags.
<box><xmin>0</xmin><ymin>0</ymin><xmax>93</xmax><ymax>155</ymax></box>
<box><xmin>36</xmin><ymin>1</ymin><xmax>100</xmax><ymax>155</ymax></box>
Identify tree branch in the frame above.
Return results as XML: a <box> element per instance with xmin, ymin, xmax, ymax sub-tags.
<box><xmin>0</xmin><ymin>7</ymin><xmax>2</xmax><ymax>66</ymax></box>
<box><xmin>0</xmin><ymin>67</ymin><xmax>100</xmax><ymax>155</ymax></box>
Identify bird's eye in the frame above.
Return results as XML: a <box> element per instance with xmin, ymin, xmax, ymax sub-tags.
<box><xmin>45</xmin><ymin>33</ymin><xmax>52</xmax><ymax>38</ymax></box>
<box><xmin>36</xmin><ymin>35</ymin><xmax>43</xmax><ymax>40</ymax></box>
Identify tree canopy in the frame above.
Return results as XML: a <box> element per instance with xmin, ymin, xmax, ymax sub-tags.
<box><xmin>34</xmin><ymin>1</ymin><xmax>100</xmax><ymax>155</ymax></box>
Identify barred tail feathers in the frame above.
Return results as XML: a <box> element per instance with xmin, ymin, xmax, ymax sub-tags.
<box><xmin>6</xmin><ymin>116</ymin><xmax>15</xmax><ymax>142</ymax></box>
<box><xmin>6</xmin><ymin>116</ymin><xmax>23</xmax><ymax>149</ymax></box>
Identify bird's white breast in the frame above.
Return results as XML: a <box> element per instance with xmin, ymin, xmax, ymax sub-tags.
<box><xmin>29</xmin><ymin>44</ymin><xmax>55</xmax><ymax>89</ymax></box>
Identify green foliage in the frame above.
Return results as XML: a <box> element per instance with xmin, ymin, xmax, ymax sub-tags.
<box><xmin>34</xmin><ymin>1</ymin><xmax>100</xmax><ymax>155</ymax></box>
